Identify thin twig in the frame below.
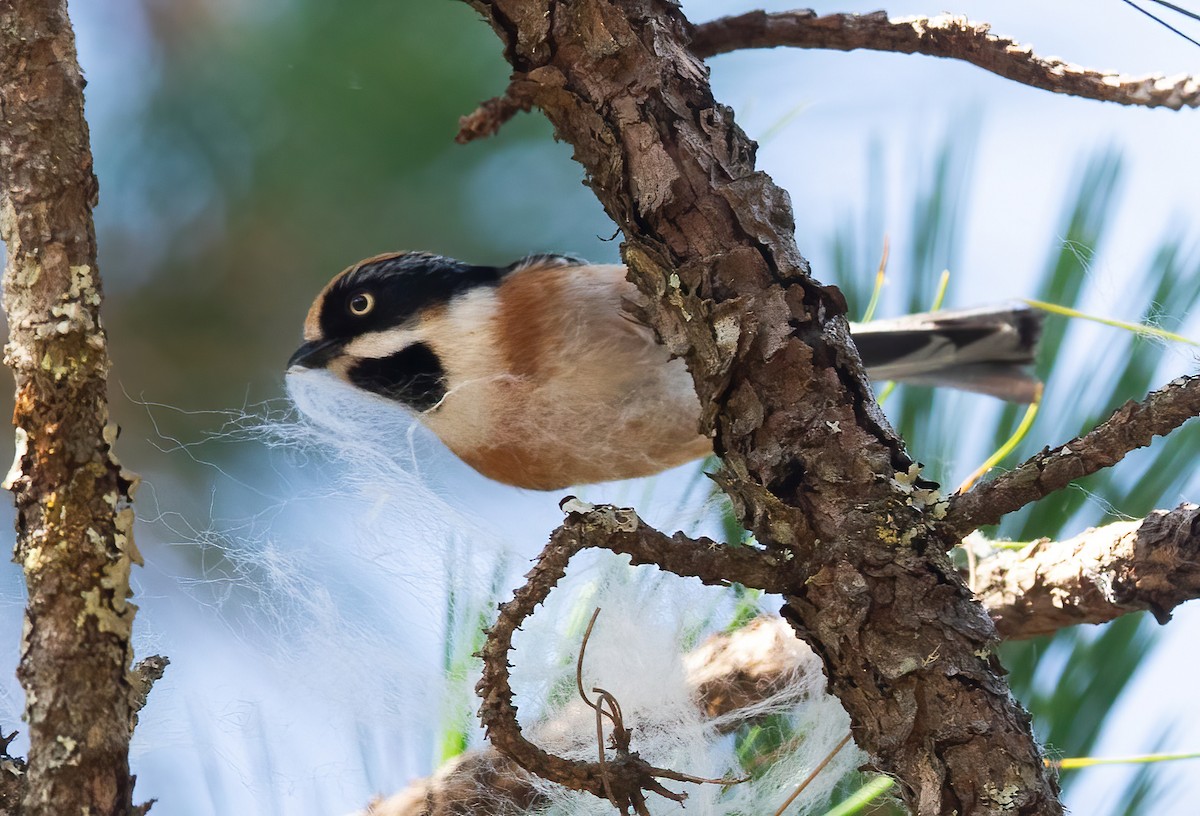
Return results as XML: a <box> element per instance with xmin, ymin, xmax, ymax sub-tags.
<box><xmin>576</xmin><ymin>608</ymin><xmax>608</xmax><ymax>718</ymax></box>
<box><xmin>691</xmin><ymin>10</ymin><xmax>1200</xmax><ymax>110</ymax></box>
<box><xmin>946</xmin><ymin>374</ymin><xmax>1200</xmax><ymax>535</ymax></box>
<box><xmin>772</xmin><ymin>732</ymin><xmax>854</xmax><ymax>816</ymax></box>
<box><xmin>456</xmin><ymin>81</ymin><xmax>536</xmax><ymax>143</ymax></box>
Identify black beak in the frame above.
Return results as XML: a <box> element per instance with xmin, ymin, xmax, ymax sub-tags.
<box><xmin>288</xmin><ymin>338</ymin><xmax>341</xmax><ymax>370</ymax></box>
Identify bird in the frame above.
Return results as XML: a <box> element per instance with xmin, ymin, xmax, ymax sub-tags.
<box><xmin>288</xmin><ymin>251</ymin><xmax>1043</xmax><ymax>491</ymax></box>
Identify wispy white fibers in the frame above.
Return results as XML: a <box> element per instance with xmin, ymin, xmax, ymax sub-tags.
<box><xmin>507</xmin><ymin>555</ymin><xmax>860</xmax><ymax>816</ymax></box>
<box><xmin>114</xmin><ymin>368</ymin><xmax>862</xmax><ymax>815</ymax></box>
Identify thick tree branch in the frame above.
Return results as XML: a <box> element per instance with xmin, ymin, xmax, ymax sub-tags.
<box><xmin>0</xmin><ymin>1</ymin><xmax>145</xmax><ymax>814</ymax></box>
<box><xmin>463</xmin><ymin>1</ymin><xmax>1059</xmax><ymax>813</ymax></box>
<box><xmin>691</xmin><ymin>10</ymin><xmax>1200</xmax><ymax>110</ymax></box>
<box><xmin>948</xmin><ymin>375</ymin><xmax>1200</xmax><ymax>535</ymax></box>
<box><xmin>979</xmin><ymin>503</ymin><xmax>1200</xmax><ymax>640</ymax></box>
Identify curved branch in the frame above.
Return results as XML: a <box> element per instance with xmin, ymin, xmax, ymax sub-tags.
<box><xmin>948</xmin><ymin>374</ymin><xmax>1200</xmax><ymax>535</ymax></box>
<box><xmin>477</xmin><ymin>503</ymin><xmax>785</xmax><ymax>807</ymax></box>
<box><xmin>691</xmin><ymin>10</ymin><xmax>1200</xmax><ymax>110</ymax></box>
<box><xmin>371</xmin><ymin>502</ymin><xmax>1200</xmax><ymax>813</ymax></box>
<box><xmin>370</xmin><ymin>615</ymin><xmax>830</xmax><ymax>816</ymax></box>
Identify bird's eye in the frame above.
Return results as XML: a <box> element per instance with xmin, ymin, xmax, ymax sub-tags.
<box><xmin>348</xmin><ymin>291</ymin><xmax>375</xmax><ymax>316</ymax></box>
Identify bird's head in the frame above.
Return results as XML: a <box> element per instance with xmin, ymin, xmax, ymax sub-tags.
<box><xmin>288</xmin><ymin>251</ymin><xmax>503</xmax><ymax>411</ymax></box>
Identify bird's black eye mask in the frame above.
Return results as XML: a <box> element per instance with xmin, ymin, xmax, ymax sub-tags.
<box><xmin>348</xmin><ymin>342</ymin><xmax>447</xmax><ymax>411</ymax></box>
<box><xmin>318</xmin><ymin>253</ymin><xmax>504</xmax><ymax>341</ymax></box>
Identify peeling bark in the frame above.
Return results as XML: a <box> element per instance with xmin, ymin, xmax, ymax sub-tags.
<box><xmin>462</xmin><ymin>1</ymin><xmax>1060</xmax><ymax>813</ymax></box>
<box><xmin>0</xmin><ymin>1</ymin><xmax>145</xmax><ymax>814</ymax></box>
<box><xmin>979</xmin><ymin>504</ymin><xmax>1200</xmax><ymax>639</ymax></box>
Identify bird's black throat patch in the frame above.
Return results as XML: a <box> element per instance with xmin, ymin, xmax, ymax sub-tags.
<box><xmin>349</xmin><ymin>343</ymin><xmax>447</xmax><ymax>411</ymax></box>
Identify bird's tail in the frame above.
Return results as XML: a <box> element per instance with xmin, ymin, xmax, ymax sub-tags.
<box><xmin>849</xmin><ymin>303</ymin><xmax>1044</xmax><ymax>403</ymax></box>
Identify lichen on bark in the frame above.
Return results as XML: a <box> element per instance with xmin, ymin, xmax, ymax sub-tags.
<box><xmin>0</xmin><ymin>1</ymin><xmax>145</xmax><ymax>814</ymax></box>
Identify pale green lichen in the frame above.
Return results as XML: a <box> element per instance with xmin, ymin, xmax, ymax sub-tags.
<box><xmin>66</xmin><ymin>264</ymin><xmax>101</xmax><ymax>306</ymax></box>
<box><xmin>120</xmin><ymin>469</ymin><xmax>142</xmax><ymax>499</ymax></box>
<box><xmin>21</xmin><ymin>543</ymin><xmax>56</xmax><ymax>574</ymax></box>
<box><xmin>713</xmin><ymin>313</ymin><xmax>741</xmax><ymax>359</ymax></box>
<box><xmin>49</xmin><ymin>733</ymin><xmax>80</xmax><ymax>769</ymax></box>
<box><xmin>561</xmin><ymin>499</ymin><xmax>639</xmax><ymax>533</ymax></box>
<box><xmin>50</xmin><ymin>300</ymin><xmax>95</xmax><ymax>334</ymax></box>
<box><xmin>889</xmin><ymin>462</ymin><xmax>949</xmax><ymax>519</ymax></box>
<box><xmin>665</xmin><ymin>272</ymin><xmax>693</xmax><ymax>320</ymax></box>
<box><xmin>982</xmin><ymin>782</ymin><xmax>1022</xmax><ymax>809</ymax></box>
<box><xmin>114</xmin><ymin>507</ymin><xmax>142</xmax><ymax>566</ymax></box>
<box><xmin>79</xmin><ymin>580</ymin><xmax>134</xmax><ymax>637</ymax></box>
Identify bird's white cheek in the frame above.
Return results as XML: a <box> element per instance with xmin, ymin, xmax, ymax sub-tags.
<box><xmin>342</xmin><ymin>327</ymin><xmax>424</xmax><ymax>360</ymax></box>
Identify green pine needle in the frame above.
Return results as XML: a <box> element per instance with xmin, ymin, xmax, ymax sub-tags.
<box><xmin>1023</xmin><ymin>298</ymin><xmax>1198</xmax><ymax>346</ymax></box>
<box><xmin>821</xmin><ymin>776</ymin><xmax>896</xmax><ymax>816</ymax></box>
<box><xmin>1052</xmin><ymin>751</ymin><xmax>1200</xmax><ymax>770</ymax></box>
<box><xmin>958</xmin><ymin>389</ymin><xmax>1042</xmax><ymax>492</ymax></box>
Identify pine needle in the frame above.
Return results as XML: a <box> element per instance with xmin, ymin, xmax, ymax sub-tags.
<box><xmin>1049</xmin><ymin>751</ymin><xmax>1200</xmax><ymax>769</ymax></box>
<box><xmin>772</xmin><ymin>733</ymin><xmax>853</xmax><ymax>816</ymax></box>
<box><xmin>930</xmin><ymin>269</ymin><xmax>951</xmax><ymax>312</ymax></box>
<box><xmin>860</xmin><ymin>237</ymin><xmax>889</xmax><ymax>323</ymax></box>
<box><xmin>1023</xmin><ymin>298</ymin><xmax>1198</xmax><ymax>346</ymax></box>
<box><xmin>957</xmin><ymin>385</ymin><xmax>1043</xmax><ymax>493</ymax></box>
<box><xmin>820</xmin><ymin>775</ymin><xmax>895</xmax><ymax>816</ymax></box>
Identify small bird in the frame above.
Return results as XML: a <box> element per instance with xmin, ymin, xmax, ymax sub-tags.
<box><xmin>289</xmin><ymin>252</ymin><xmax>1042</xmax><ymax>490</ymax></box>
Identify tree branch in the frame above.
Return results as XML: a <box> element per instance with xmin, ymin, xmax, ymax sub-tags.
<box><xmin>463</xmin><ymin>1</ymin><xmax>1059</xmax><ymax>813</ymax></box>
<box><xmin>0</xmin><ymin>2</ymin><xmax>146</xmax><ymax>814</ymax></box>
<box><xmin>690</xmin><ymin>10</ymin><xmax>1200</xmax><ymax>110</ymax></box>
<box><xmin>979</xmin><ymin>503</ymin><xmax>1200</xmax><ymax>640</ymax></box>
<box><xmin>372</xmin><ymin>502</ymin><xmax>1200</xmax><ymax>813</ymax></box>
<box><xmin>457</xmin><ymin>81</ymin><xmax>537</xmax><ymax>144</ymax></box>
<box><xmin>0</xmin><ymin>729</ymin><xmax>27</xmax><ymax>816</ymax></box>
<box><xmin>948</xmin><ymin>375</ymin><xmax>1200</xmax><ymax>535</ymax></box>
<box><xmin>368</xmin><ymin>615</ymin><xmax>830</xmax><ymax>816</ymax></box>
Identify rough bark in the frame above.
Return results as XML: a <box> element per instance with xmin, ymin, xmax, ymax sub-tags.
<box><xmin>0</xmin><ymin>1</ymin><xmax>144</xmax><ymax>814</ymax></box>
<box><xmin>462</xmin><ymin>1</ymin><xmax>1060</xmax><ymax>813</ymax></box>
<box><xmin>979</xmin><ymin>504</ymin><xmax>1200</xmax><ymax>640</ymax></box>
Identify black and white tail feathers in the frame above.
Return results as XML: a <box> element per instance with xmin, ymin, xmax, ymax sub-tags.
<box><xmin>850</xmin><ymin>303</ymin><xmax>1044</xmax><ymax>403</ymax></box>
